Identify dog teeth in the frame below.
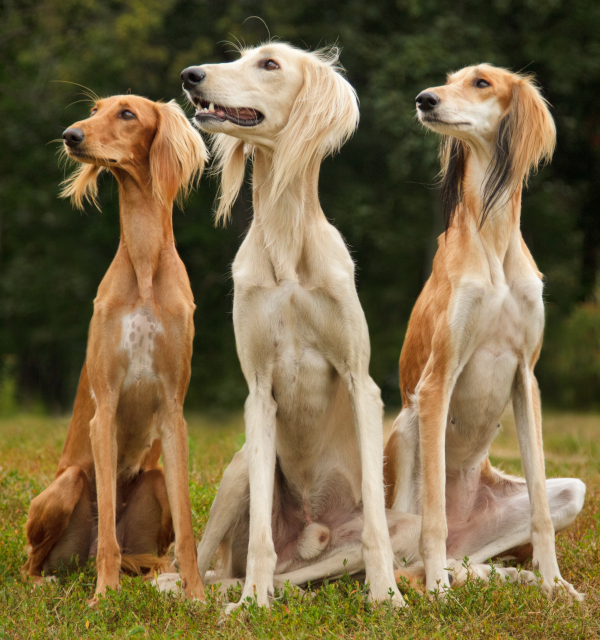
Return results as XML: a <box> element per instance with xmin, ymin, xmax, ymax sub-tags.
<box><xmin>209</xmin><ymin>102</ymin><xmax>215</xmax><ymax>112</ymax></box>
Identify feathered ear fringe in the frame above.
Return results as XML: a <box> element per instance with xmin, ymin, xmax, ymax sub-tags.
<box><xmin>439</xmin><ymin>136</ymin><xmax>468</xmax><ymax>232</ymax></box>
<box><xmin>211</xmin><ymin>134</ymin><xmax>249</xmax><ymax>226</ymax></box>
<box><xmin>481</xmin><ymin>76</ymin><xmax>555</xmax><ymax>226</ymax></box>
<box><xmin>150</xmin><ymin>100</ymin><xmax>208</xmax><ymax>209</ymax></box>
<box><xmin>270</xmin><ymin>47</ymin><xmax>359</xmax><ymax>204</ymax></box>
<box><xmin>59</xmin><ymin>163</ymin><xmax>104</xmax><ymax>210</ymax></box>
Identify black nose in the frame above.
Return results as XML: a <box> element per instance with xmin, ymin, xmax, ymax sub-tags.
<box><xmin>181</xmin><ymin>67</ymin><xmax>206</xmax><ymax>90</ymax></box>
<box><xmin>416</xmin><ymin>91</ymin><xmax>440</xmax><ymax>112</ymax></box>
<box><xmin>63</xmin><ymin>128</ymin><xmax>85</xmax><ymax>147</ymax></box>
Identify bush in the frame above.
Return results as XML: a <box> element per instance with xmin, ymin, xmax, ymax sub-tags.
<box><xmin>544</xmin><ymin>303</ymin><xmax>600</xmax><ymax>408</ymax></box>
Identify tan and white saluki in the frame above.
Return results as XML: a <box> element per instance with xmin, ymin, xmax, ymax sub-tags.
<box><xmin>166</xmin><ymin>46</ymin><xmax>550</xmax><ymax>610</ymax></box>
<box><xmin>384</xmin><ymin>65</ymin><xmax>585</xmax><ymax>599</ymax></box>
<box><xmin>23</xmin><ymin>95</ymin><xmax>207</xmax><ymax>603</ymax></box>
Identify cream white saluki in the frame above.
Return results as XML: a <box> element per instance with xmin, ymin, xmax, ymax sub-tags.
<box><xmin>384</xmin><ymin>64</ymin><xmax>585</xmax><ymax>599</ymax></box>
<box><xmin>159</xmin><ymin>46</ymin><xmax>551</xmax><ymax>610</ymax></box>
<box><xmin>180</xmin><ymin>42</ymin><xmax>404</xmax><ymax>610</ymax></box>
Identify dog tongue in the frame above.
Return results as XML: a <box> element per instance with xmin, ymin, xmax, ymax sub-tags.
<box><xmin>224</xmin><ymin>107</ymin><xmax>257</xmax><ymax>120</ymax></box>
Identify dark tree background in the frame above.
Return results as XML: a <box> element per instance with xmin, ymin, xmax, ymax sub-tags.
<box><xmin>1</xmin><ymin>0</ymin><xmax>600</xmax><ymax>412</ymax></box>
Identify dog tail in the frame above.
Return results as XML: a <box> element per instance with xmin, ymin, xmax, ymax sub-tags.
<box><xmin>120</xmin><ymin>553</ymin><xmax>173</xmax><ymax>577</ymax></box>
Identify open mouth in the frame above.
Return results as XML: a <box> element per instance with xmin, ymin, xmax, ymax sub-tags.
<box><xmin>192</xmin><ymin>99</ymin><xmax>265</xmax><ymax>127</ymax></box>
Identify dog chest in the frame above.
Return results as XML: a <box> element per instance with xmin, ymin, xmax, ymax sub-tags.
<box><xmin>445</xmin><ymin>273</ymin><xmax>544</xmax><ymax>467</ymax></box>
<box><xmin>120</xmin><ymin>310</ymin><xmax>163</xmax><ymax>386</ymax></box>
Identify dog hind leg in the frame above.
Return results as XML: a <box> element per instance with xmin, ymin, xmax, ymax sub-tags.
<box><xmin>23</xmin><ymin>466</ymin><xmax>93</xmax><ymax>581</ymax></box>
<box><xmin>196</xmin><ymin>445</ymin><xmax>249</xmax><ymax>581</ymax></box>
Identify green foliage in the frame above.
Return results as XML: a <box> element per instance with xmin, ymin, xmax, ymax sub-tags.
<box><xmin>543</xmin><ymin>303</ymin><xmax>600</xmax><ymax>408</ymax></box>
<box><xmin>1</xmin><ymin>0</ymin><xmax>600</xmax><ymax>410</ymax></box>
<box><xmin>1</xmin><ymin>412</ymin><xmax>599</xmax><ymax>639</ymax></box>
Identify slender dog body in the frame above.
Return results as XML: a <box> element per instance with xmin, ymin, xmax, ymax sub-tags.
<box><xmin>384</xmin><ymin>65</ymin><xmax>585</xmax><ymax>598</ymax></box>
<box><xmin>23</xmin><ymin>96</ymin><xmax>207</xmax><ymax>602</ymax></box>
<box><xmin>180</xmin><ymin>43</ymin><xmax>406</xmax><ymax>610</ymax></box>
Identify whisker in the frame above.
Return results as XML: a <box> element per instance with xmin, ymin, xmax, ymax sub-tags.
<box><xmin>51</xmin><ymin>81</ymin><xmax>100</xmax><ymax>103</ymax></box>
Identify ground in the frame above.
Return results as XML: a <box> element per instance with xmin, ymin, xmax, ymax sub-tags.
<box><xmin>0</xmin><ymin>409</ymin><xmax>598</xmax><ymax>639</ymax></box>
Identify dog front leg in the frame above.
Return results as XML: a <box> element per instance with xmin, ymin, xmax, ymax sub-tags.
<box><xmin>89</xmin><ymin>396</ymin><xmax>120</xmax><ymax>601</ymax></box>
<box><xmin>417</xmin><ymin>363</ymin><xmax>453</xmax><ymax>598</ymax></box>
<box><xmin>512</xmin><ymin>366</ymin><xmax>584</xmax><ymax>600</ymax></box>
<box><xmin>227</xmin><ymin>387</ymin><xmax>277</xmax><ymax>612</ymax></box>
<box><xmin>346</xmin><ymin>374</ymin><xmax>405</xmax><ymax>608</ymax></box>
<box><xmin>160</xmin><ymin>406</ymin><xmax>205</xmax><ymax>601</ymax></box>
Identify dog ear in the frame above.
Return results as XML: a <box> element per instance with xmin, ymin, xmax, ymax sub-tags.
<box><xmin>150</xmin><ymin>100</ymin><xmax>208</xmax><ymax>208</ymax></box>
<box><xmin>59</xmin><ymin>163</ymin><xmax>104</xmax><ymax>210</ymax></box>
<box><xmin>439</xmin><ymin>136</ymin><xmax>469</xmax><ymax>232</ymax></box>
<box><xmin>270</xmin><ymin>48</ymin><xmax>360</xmax><ymax>203</ymax></box>
<box><xmin>482</xmin><ymin>75</ymin><xmax>556</xmax><ymax>225</ymax></box>
<box><xmin>211</xmin><ymin>134</ymin><xmax>248</xmax><ymax>226</ymax></box>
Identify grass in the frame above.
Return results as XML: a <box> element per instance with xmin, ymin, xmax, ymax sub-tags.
<box><xmin>0</xmin><ymin>409</ymin><xmax>598</xmax><ymax>639</ymax></box>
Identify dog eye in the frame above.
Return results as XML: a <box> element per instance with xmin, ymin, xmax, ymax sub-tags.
<box><xmin>475</xmin><ymin>79</ymin><xmax>491</xmax><ymax>88</ymax></box>
<box><xmin>120</xmin><ymin>110</ymin><xmax>137</xmax><ymax>120</ymax></box>
<box><xmin>263</xmin><ymin>59</ymin><xmax>280</xmax><ymax>71</ymax></box>
<box><xmin>91</xmin><ymin>108</ymin><xmax>97</xmax><ymax>116</ymax></box>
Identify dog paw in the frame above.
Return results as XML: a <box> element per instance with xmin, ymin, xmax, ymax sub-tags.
<box><xmin>152</xmin><ymin>572</ymin><xmax>184</xmax><ymax>594</ymax></box>
<box><xmin>367</xmin><ymin>579</ymin><xmax>407</xmax><ymax>608</ymax></box>
<box><xmin>224</xmin><ymin>581</ymin><xmax>274</xmax><ymax>613</ymax></box>
<box><xmin>87</xmin><ymin>595</ymin><xmax>99</xmax><ymax>608</ymax></box>
<box><xmin>541</xmin><ymin>576</ymin><xmax>586</xmax><ymax>602</ymax></box>
<box><xmin>30</xmin><ymin>575</ymin><xmax>57</xmax><ymax>587</ymax></box>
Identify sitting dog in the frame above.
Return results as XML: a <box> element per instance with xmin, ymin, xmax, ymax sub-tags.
<box><xmin>22</xmin><ymin>95</ymin><xmax>208</xmax><ymax>603</ymax></box>
<box><xmin>181</xmin><ymin>43</ymin><xmax>406</xmax><ymax>610</ymax></box>
<box><xmin>384</xmin><ymin>65</ymin><xmax>585</xmax><ymax>599</ymax></box>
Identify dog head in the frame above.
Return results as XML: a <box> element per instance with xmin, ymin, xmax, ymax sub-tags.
<box><xmin>416</xmin><ymin>64</ymin><xmax>556</xmax><ymax>229</ymax></box>
<box><xmin>182</xmin><ymin>43</ymin><xmax>359</xmax><ymax>223</ymax></box>
<box><xmin>60</xmin><ymin>95</ymin><xmax>207</xmax><ymax>210</ymax></box>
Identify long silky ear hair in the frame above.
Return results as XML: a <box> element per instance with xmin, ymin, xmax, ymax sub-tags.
<box><xmin>480</xmin><ymin>74</ymin><xmax>555</xmax><ymax>226</ymax></box>
<box><xmin>269</xmin><ymin>47</ymin><xmax>360</xmax><ymax>204</ymax></box>
<box><xmin>150</xmin><ymin>100</ymin><xmax>208</xmax><ymax>208</ymax></box>
<box><xmin>439</xmin><ymin>136</ymin><xmax>469</xmax><ymax>232</ymax></box>
<box><xmin>211</xmin><ymin>133</ymin><xmax>249</xmax><ymax>226</ymax></box>
<box><xmin>59</xmin><ymin>162</ymin><xmax>105</xmax><ymax>210</ymax></box>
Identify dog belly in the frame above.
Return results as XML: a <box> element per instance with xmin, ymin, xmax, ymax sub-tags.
<box><xmin>272</xmin><ymin>345</ymin><xmax>342</xmax><ymax>454</ymax></box>
<box><xmin>446</xmin><ymin>347</ymin><xmax>517</xmax><ymax>471</ymax></box>
<box><xmin>272</xmin><ymin>344</ymin><xmax>362</xmax><ymax>521</ymax></box>
<box><xmin>114</xmin><ymin>383</ymin><xmax>160</xmax><ymax>478</ymax></box>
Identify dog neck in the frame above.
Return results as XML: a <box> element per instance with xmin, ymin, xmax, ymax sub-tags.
<box><xmin>251</xmin><ymin>148</ymin><xmax>325</xmax><ymax>282</ymax></box>
<box><xmin>459</xmin><ymin>145</ymin><xmax>522</xmax><ymax>261</ymax></box>
<box><xmin>115</xmin><ymin>169</ymin><xmax>175</xmax><ymax>305</ymax></box>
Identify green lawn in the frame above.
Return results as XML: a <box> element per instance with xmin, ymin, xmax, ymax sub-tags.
<box><xmin>0</xmin><ymin>410</ymin><xmax>598</xmax><ymax>639</ymax></box>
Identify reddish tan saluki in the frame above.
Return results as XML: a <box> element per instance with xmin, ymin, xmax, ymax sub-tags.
<box><xmin>22</xmin><ymin>95</ymin><xmax>207</xmax><ymax>604</ymax></box>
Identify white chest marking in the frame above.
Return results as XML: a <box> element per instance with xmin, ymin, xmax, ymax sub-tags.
<box><xmin>120</xmin><ymin>311</ymin><xmax>163</xmax><ymax>385</ymax></box>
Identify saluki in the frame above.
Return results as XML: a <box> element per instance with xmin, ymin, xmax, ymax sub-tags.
<box><xmin>22</xmin><ymin>95</ymin><xmax>208</xmax><ymax>603</ymax></box>
<box><xmin>171</xmin><ymin>45</ymin><xmax>544</xmax><ymax>611</ymax></box>
<box><xmin>384</xmin><ymin>65</ymin><xmax>585</xmax><ymax>599</ymax></box>
<box><xmin>180</xmin><ymin>43</ymin><xmax>406</xmax><ymax>610</ymax></box>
